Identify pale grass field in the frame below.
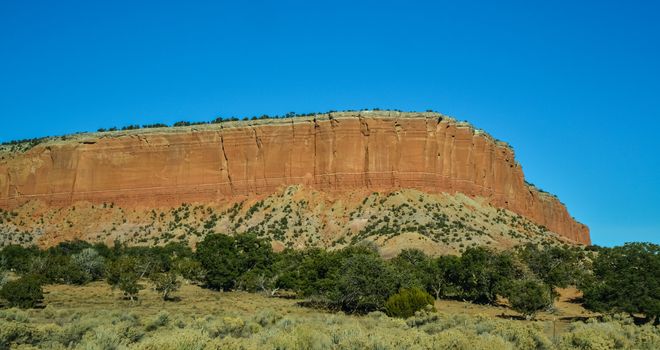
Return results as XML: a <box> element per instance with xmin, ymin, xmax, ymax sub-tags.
<box><xmin>42</xmin><ymin>282</ymin><xmax>310</xmax><ymax>320</ymax></box>
<box><xmin>40</xmin><ymin>282</ymin><xmax>591</xmax><ymax>332</ymax></box>
<box><xmin>0</xmin><ymin>282</ymin><xmax>657</xmax><ymax>349</ymax></box>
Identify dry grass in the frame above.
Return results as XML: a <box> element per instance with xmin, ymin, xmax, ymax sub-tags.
<box><xmin>40</xmin><ymin>283</ymin><xmax>593</xmax><ymax>326</ymax></box>
<box><xmin>41</xmin><ymin>282</ymin><xmax>313</xmax><ymax>321</ymax></box>
<box><xmin>434</xmin><ymin>287</ymin><xmax>600</xmax><ymax>337</ymax></box>
<box><xmin>435</xmin><ymin>287</ymin><xmax>597</xmax><ymax>320</ymax></box>
<box><xmin>1</xmin><ymin>282</ymin><xmax>658</xmax><ymax>349</ymax></box>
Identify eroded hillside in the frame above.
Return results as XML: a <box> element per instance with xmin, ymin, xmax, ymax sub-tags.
<box><xmin>0</xmin><ymin>186</ymin><xmax>575</xmax><ymax>255</ymax></box>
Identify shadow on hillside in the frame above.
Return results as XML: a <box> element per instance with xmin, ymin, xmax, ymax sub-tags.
<box><xmin>496</xmin><ymin>314</ymin><xmax>594</xmax><ymax>322</ymax></box>
<box><xmin>566</xmin><ymin>295</ymin><xmax>585</xmax><ymax>304</ymax></box>
<box><xmin>496</xmin><ymin>314</ymin><xmax>527</xmax><ymax>321</ymax></box>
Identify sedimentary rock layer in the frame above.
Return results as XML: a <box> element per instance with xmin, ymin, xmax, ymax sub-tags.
<box><xmin>0</xmin><ymin>111</ymin><xmax>590</xmax><ymax>244</ymax></box>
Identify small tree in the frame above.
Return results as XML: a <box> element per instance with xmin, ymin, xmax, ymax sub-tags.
<box><xmin>389</xmin><ymin>249</ymin><xmax>430</xmax><ymax>290</ymax></box>
<box><xmin>385</xmin><ymin>288</ymin><xmax>436</xmax><ymax>318</ymax></box>
<box><xmin>173</xmin><ymin>257</ymin><xmax>205</xmax><ymax>284</ymax></box>
<box><xmin>236</xmin><ymin>270</ymin><xmax>279</xmax><ymax>295</ymax></box>
<box><xmin>150</xmin><ymin>272</ymin><xmax>181</xmax><ymax>301</ymax></box>
<box><xmin>28</xmin><ymin>254</ymin><xmax>88</xmax><ymax>285</ymax></box>
<box><xmin>0</xmin><ymin>245</ymin><xmax>39</xmax><ymax>274</ymax></box>
<box><xmin>504</xmin><ymin>278</ymin><xmax>553</xmax><ymax>320</ymax></box>
<box><xmin>196</xmin><ymin>234</ymin><xmax>240</xmax><ymax>290</ymax></box>
<box><xmin>71</xmin><ymin>248</ymin><xmax>106</xmax><ymax>283</ymax></box>
<box><xmin>0</xmin><ymin>276</ymin><xmax>44</xmax><ymax>308</ymax></box>
<box><xmin>277</xmin><ymin>248</ymin><xmax>341</xmax><ymax>297</ymax></box>
<box><xmin>330</xmin><ymin>252</ymin><xmax>397</xmax><ymax>313</ymax></box>
<box><xmin>456</xmin><ymin>247</ymin><xmax>521</xmax><ymax>304</ymax></box>
<box><xmin>118</xmin><ymin>275</ymin><xmax>142</xmax><ymax>301</ymax></box>
<box><xmin>517</xmin><ymin>244</ymin><xmax>587</xmax><ymax>295</ymax></box>
<box><xmin>583</xmin><ymin>243</ymin><xmax>660</xmax><ymax>323</ymax></box>
<box><xmin>106</xmin><ymin>256</ymin><xmax>144</xmax><ymax>302</ymax></box>
<box><xmin>426</xmin><ymin>255</ymin><xmax>460</xmax><ymax>299</ymax></box>
<box><xmin>195</xmin><ymin>233</ymin><xmax>273</xmax><ymax>291</ymax></box>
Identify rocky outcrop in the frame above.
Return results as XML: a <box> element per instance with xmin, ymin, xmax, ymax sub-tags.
<box><xmin>0</xmin><ymin>111</ymin><xmax>590</xmax><ymax>245</ymax></box>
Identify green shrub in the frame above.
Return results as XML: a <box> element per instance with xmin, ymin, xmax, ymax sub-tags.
<box><xmin>106</xmin><ymin>256</ymin><xmax>144</xmax><ymax>301</ymax></box>
<box><xmin>0</xmin><ymin>276</ymin><xmax>43</xmax><ymax>308</ymax></box>
<box><xmin>195</xmin><ymin>233</ymin><xmax>274</xmax><ymax>291</ymax></box>
<box><xmin>76</xmin><ymin>325</ymin><xmax>126</xmax><ymax>349</ymax></box>
<box><xmin>71</xmin><ymin>248</ymin><xmax>106</xmax><ymax>283</ymax></box>
<box><xmin>0</xmin><ymin>270</ymin><xmax>7</xmax><ymax>289</ymax></box>
<box><xmin>27</xmin><ymin>255</ymin><xmax>69</xmax><ymax>284</ymax></box>
<box><xmin>150</xmin><ymin>272</ymin><xmax>181</xmax><ymax>301</ymax></box>
<box><xmin>558</xmin><ymin>317</ymin><xmax>660</xmax><ymax>350</ymax></box>
<box><xmin>270</xmin><ymin>324</ymin><xmax>332</xmax><ymax>350</ymax></box>
<box><xmin>0</xmin><ymin>321</ymin><xmax>34</xmax><ymax>348</ymax></box>
<box><xmin>388</xmin><ymin>249</ymin><xmax>430</xmax><ymax>291</ymax></box>
<box><xmin>503</xmin><ymin>278</ymin><xmax>553</xmax><ymax>319</ymax></box>
<box><xmin>517</xmin><ymin>243</ymin><xmax>587</xmax><ymax>292</ymax></box>
<box><xmin>0</xmin><ymin>308</ymin><xmax>30</xmax><ymax>322</ymax></box>
<box><xmin>173</xmin><ymin>257</ymin><xmax>205</xmax><ymax>284</ymax></box>
<box><xmin>0</xmin><ymin>245</ymin><xmax>39</xmax><ymax>274</ymax></box>
<box><xmin>133</xmin><ymin>328</ymin><xmax>210</xmax><ymax>350</ymax></box>
<box><xmin>204</xmin><ymin>316</ymin><xmax>259</xmax><ymax>338</ymax></box>
<box><xmin>330</xmin><ymin>250</ymin><xmax>397</xmax><ymax>313</ymax></box>
<box><xmin>583</xmin><ymin>242</ymin><xmax>660</xmax><ymax>322</ymax></box>
<box><xmin>145</xmin><ymin>311</ymin><xmax>170</xmax><ymax>332</ymax></box>
<box><xmin>455</xmin><ymin>247</ymin><xmax>521</xmax><ymax>304</ymax></box>
<box><xmin>385</xmin><ymin>288</ymin><xmax>435</xmax><ymax>318</ymax></box>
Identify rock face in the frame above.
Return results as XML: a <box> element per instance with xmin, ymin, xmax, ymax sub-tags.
<box><xmin>0</xmin><ymin>111</ymin><xmax>590</xmax><ymax>245</ymax></box>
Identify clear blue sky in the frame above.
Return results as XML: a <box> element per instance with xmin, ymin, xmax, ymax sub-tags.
<box><xmin>1</xmin><ymin>1</ymin><xmax>658</xmax><ymax>246</ymax></box>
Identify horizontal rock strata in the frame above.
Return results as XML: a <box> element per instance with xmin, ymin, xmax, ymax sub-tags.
<box><xmin>0</xmin><ymin>111</ymin><xmax>590</xmax><ymax>244</ymax></box>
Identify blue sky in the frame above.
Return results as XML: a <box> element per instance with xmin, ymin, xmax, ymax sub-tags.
<box><xmin>1</xmin><ymin>0</ymin><xmax>658</xmax><ymax>246</ymax></box>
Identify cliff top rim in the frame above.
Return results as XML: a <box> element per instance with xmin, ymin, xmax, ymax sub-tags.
<box><xmin>0</xmin><ymin>109</ymin><xmax>513</xmax><ymax>151</ymax></box>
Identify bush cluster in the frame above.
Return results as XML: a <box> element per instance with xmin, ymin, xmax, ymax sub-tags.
<box><xmin>0</xmin><ymin>276</ymin><xmax>43</xmax><ymax>308</ymax></box>
<box><xmin>0</xmin><ymin>235</ymin><xmax>657</xmax><ymax>325</ymax></box>
<box><xmin>0</xmin><ymin>305</ymin><xmax>658</xmax><ymax>349</ymax></box>
<box><xmin>0</xmin><ymin>240</ymin><xmax>202</xmax><ymax>306</ymax></box>
<box><xmin>384</xmin><ymin>288</ymin><xmax>435</xmax><ymax>318</ymax></box>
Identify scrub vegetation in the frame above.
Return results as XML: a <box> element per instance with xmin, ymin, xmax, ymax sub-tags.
<box><xmin>0</xmin><ymin>236</ymin><xmax>658</xmax><ymax>349</ymax></box>
<box><xmin>0</xmin><ymin>284</ymin><xmax>658</xmax><ymax>350</ymax></box>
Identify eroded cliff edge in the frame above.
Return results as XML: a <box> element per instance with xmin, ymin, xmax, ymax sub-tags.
<box><xmin>0</xmin><ymin>111</ymin><xmax>590</xmax><ymax>245</ymax></box>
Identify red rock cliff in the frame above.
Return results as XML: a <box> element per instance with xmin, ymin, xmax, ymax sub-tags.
<box><xmin>0</xmin><ymin>111</ymin><xmax>590</xmax><ymax>244</ymax></box>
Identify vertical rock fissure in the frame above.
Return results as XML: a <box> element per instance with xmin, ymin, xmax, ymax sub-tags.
<box><xmin>69</xmin><ymin>150</ymin><xmax>81</xmax><ymax>204</ymax></box>
<box><xmin>313</xmin><ymin>118</ymin><xmax>319</xmax><ymax>186</ymax></box>
<box><xmin>423</xmin><ymin>117</ymin><xmax>430</xmax><ymax>180</ymax></box>
<box><xmin>219</xmin><ymin>128</ymin><xmax>233</xmax><ymax>195</ymax></box>
<box><xmin>393</xmin><ymin>117</ymin><xmax>402</xmax><ymax>187</ymax></box>
<box><xmin>331</xmin><ymin>117</ymin><xmax>339</xmax><ymax>189</ymax></box>
<box><xmin>449</xmin><ymin>127</ymin><xmax>455</xmax><ymax>192</ymax></box>
<box><xmin>250</xmin><ymin>125</ymin><xmax>267</xmax><ymax>190</ymax></box>
<box><xmin>47</xmin><ymin>147</ymin><xmax>55</xmax><ymax>165</ymax></box>
<box><xmin>359</xmin><ymin>116</ymin><xmax>370</xmax><ymax>187</ymax></box>
<box><xmin>289</xmin><ymin>118</ymin><xmax>294</xmax><ymax>179</ymax></box>
<box><xmin>6</xmin><ymin>171</ymin><xmax>16</xmax><ymax>198</ymax></box>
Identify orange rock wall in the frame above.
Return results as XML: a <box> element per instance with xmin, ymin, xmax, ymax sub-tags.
<box><xmin>0</xmin><ymin>113</ymin><xmax>590</xmax><ymax>244</ymax></box>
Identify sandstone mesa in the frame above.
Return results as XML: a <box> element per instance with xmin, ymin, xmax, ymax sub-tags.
<box><xmin>0</xmin><ymin>111</ymin><xmax>590</xmax><ymax>246</ymax></box>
